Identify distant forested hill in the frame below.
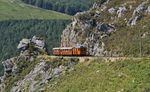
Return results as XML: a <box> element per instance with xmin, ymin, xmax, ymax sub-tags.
<box><xmin>21</xmin><ymin>0</ymin><xmax>96</xmax><ymax>15</ymax></box>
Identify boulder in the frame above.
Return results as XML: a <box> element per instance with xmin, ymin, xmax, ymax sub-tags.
<box><xmin>17</xmin><ymin>39</ymin><xmax>30</xmax><ymax>50</ymax></box>
<box><xmin>128</xmin><ymin>15</ymin><xmax>143</xmax><ymax>26</ymax></box>
<box><xmin>129</xmin><ymin>5</ymin><xmax>133</xmax><ymax>10</ymax></box>
<box><xmin>2</xmin><ymin>58</ymin><xmax>15</xmax><ymax>75</ymax></box>
<box><xmin>117</xmin><ymin>6</ymin><xmax>127</xmax><ymax>17</ymax></box>
<box><xmin>146</xmin><ymin>6</ymin><xmax>150</xmax><ymax>14</ymax></box>
<box><xmin>31</xmin><ymin>36</ymin><xmax>45</xmax><ymax>49</ymax></box>
<box><xmin>94</xmin><ymin>11</ymin><xmax>101</xmax><ymax>17</ymax></box>
<box><xmin>133</xmin><ymin>2</ymin><xmax>146</xmax><ymax>16</ymax></box>
<box><xmin>108</xmin><ymin>8</ymin><xmax>116</xmax><ymax>14</ymax></box>
<box><xmin>17</xmin><ymin>36</ymin><xmax>46</xmax><ymax>55</ymax></box>
<box><xmin>127</xmin><ymin>2</ymin><xmax>148</xmax><ymax>26</ymax></box>
<box><xmin>92</xmin><ymin>2</ymin><xmax>101</xmax><ymax>9</ymax></box>
<box><xmin>96</xmin><ymin>23</ymin><xmax>115</xmax><ymax>33</ymax></box>
<box><xmin>92</xmin><ymin>0</ymin><xmax>109</xmax><ymax>9</ymax></box>
<box><xmin>53</xmin><ymin>67</ymin><xmax>63</xmax><ymax>77</ymax></box>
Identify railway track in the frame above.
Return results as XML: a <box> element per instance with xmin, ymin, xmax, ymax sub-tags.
<box><xmin>38</xmin><ymin>55</ymin><xmax>149</xmax><ymax>63</ymax></box>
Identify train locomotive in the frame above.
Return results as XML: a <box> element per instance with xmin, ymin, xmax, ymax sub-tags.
<box><xmin>52</xmin><ymin>46</ymin><xmax>87</xmax><ymax>56</ymax></box>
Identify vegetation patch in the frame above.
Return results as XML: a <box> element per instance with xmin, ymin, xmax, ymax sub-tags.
<box><xmin>44</xmin><ymin>58</ymin><xmax>150</xmax><ymax>92</ymax></box>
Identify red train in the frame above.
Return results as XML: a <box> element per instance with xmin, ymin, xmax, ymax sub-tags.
<box><xmin>52</xmin><ymin>46</ymin><xmax>87</xmax><ymax>56</ymax></box>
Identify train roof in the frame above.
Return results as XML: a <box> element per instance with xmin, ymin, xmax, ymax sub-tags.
<box><xmin>53</xmin><ymin>47</ymin><xmax>73</xmax><ymax>50</ymax></box>
<box><xmin>53</xmin><ymin>46</ymin><xmax>86</xmax><ymax>50</ymax></box>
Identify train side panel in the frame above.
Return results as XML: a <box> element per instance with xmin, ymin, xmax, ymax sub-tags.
<box><xmin>52</xmin><ymin>47</ymin><xmax>87</xmax><ymax>56</ymax></box>
<box><xmin>60</xmin><ymin>49</ymin><xmax>73</xmax><ymax>56</ymax></box>
<box><xmin>72</xmin><ymin>48</ymin><xmax>87</xmax><ymax>56</ymax></box>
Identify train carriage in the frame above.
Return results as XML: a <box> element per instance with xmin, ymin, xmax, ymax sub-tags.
<box><xmin>52</xmin><ymin>46</ymin><xmax>87</xmax><ymax>56</ymax></box>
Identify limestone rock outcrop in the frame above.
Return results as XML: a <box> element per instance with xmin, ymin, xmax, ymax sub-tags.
<box><xmin>0</xmin><ymin>36</ymin><xmax>46</xmax><ymax>91</ymax></box>
<box><xmin>61</xmin><ymin>0</ymin><xmax>115</xmax><ymax>56</ymax></box>
<box><xmin>11</xmin><ymin>58</ymin><xmax>79</xmax><ymax>92</ymax></box>
<box><xmin>61</xmin><ymin>0</ymin><xmax>150</xmax><ymax>56</ymax></box>
<box><xmin>127</xmin><ymin>1</ymin><xmax>150</xmax><ymax>26</ymax></box>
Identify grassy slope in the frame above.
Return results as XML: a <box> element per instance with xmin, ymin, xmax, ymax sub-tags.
<box><xmin>92</xmin><ymin>0</ymin><xmax>150</xmax><ymax>56</ymax></box>
<box><xmin>0</xmin><ymin>0</ymin><xmax>71</xmax><ymax>20</ymax></box>
<box><xmin>45</xmin><ymin>58</ymin><xmax>150</xmax><ymax>92</ymax></box>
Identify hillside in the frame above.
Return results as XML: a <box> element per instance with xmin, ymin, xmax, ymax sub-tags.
<box><xmin>0</xmin><ymin>37</ymin><xmax>149</xmax><ymax>92</ymax></box>
<box><xmin>0</xmin><ymin>0</ymin><xmax>71</xmax><ymax>76</ymax></box>
<box><xmin>0</xmin><ymin>0</ymin><xmax>71</xmax><ymax>20</ymax></box>
<box><xmin>1</xmin><ymin>46</ymin><xmax>150</xmax><ymax>92</ymax></box>
<box><xmin>0</xmin><ymin>0</ymin><xmax>150</xmax><ymax>92</ymax></box>
<box><xmin>21</xmin><ymin>0</ymin><xmax>97</xmax><ymax>15</ymax></box>
<box><xmin>45</xmin><ymin>58</ymin><xmax>150</xmax><ymax>92</ymax></box>
<box><xmin>61</xmin><ymin>0</ymin><xmax>150</xmax><ymax>57</ymax></box>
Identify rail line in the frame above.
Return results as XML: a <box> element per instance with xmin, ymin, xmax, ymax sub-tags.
<box><xmin>38</xmin><ymin>55</ymin><xmax>150</xmax><ymax>63</ymax></box>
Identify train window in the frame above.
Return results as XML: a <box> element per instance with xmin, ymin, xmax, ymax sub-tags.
<box><xmin>54</xmin><ymin>49</ymin><xmax>58</xmax><ymax>52</ymax></box>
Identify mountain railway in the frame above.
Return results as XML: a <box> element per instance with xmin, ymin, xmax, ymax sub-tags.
<box><xmin>52</xmin><ymin>46</ymin><xmax>87</xmax><ymax>56</ymax></box>
<box><xmin>51</xmin><ymin>46</ymin><xmax>147</xmax><ymax>62</ymax></box>
<box><xmin>38</xmin><ymin>55</ymin><xmax>145</xmax><ymax>63</ymax></box>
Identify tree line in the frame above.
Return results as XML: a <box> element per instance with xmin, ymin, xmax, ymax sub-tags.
<box><xmin>21</xmin><ymin>0</ymin><xmax>96</xmax><ymax>15</ymax></box>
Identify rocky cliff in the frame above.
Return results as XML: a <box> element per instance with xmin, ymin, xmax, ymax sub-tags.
<box><xmin>0</xmin><ymin>36</ymin><xmax>79</xmax><ymax>92</ymax></box>
<box><xmin>0</xmin><ymin>36</ymin><xmax>46</xmax><ymax>91</ymax></box>
<box><xmin>61</xmin><ymin>0</ymin><xmax>150</xmax><ymax>56</ymax></box>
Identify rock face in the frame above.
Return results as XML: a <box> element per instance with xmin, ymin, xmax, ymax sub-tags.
<box><xmin>61</xmin><ymin>14</ymin><xmax>115</xmax><ymax>56</ymax></box>
<box><xmin>147</xmin><ymin>6</ymin><xmax>150</xmax><ymax>13</ymax></box>
<box><xmin>0</xmin><ymin>36</ymin><xmax>46</xmax><ymax>92</ymax></box>
<box><xmin>61</xmin><ymin>0</ymin><xmax>150</xmax><ymax>56</ymax></box>
<box><xmin>117</xmin><ymin>6</ymin><xmax>127</xmax><ymax>18</ymax></box>
<box><xmin>61</xmin><ymin>0</ymin><xmax>115</xmax><ymax>56</ymax></box>
<box><xmin>0</xmin><ymin>35</ymin><xmax>80</xmax><ymax>92</ymax></box>
<box><xmin>10</xmin><ymin>58</ymin><xmax>79</xmax><ymax>92</ymax></box>
<box><xmin>127</xmin><ymin>1</ymin><xmax>149</xmax><ymax>26</ymax></box>
<box><xmin>17</xmin><ymin>36</ymin><xmax>46</xmax><ymax>52</ymax></box>
<box><xmin>92</xmin><ymin>0</ymin><xmax>109</xmax><ymax>9</ymax></box>
<box><xmin>108</xmin><ymin>8</ymin><xmax>116</xmax><ymax>14</ymax></box>
<box><xmin>4</xmin><ymin>36</ymin><xmax>46</xmax><ymax>74</ymax></box>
